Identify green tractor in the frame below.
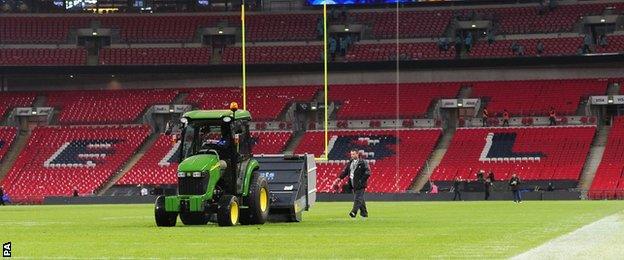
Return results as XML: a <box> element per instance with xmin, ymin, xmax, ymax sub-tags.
<box><xmin>155</xmin><ymin>103</ymin><xmax>270</xmax><ymax>226</ymax></box>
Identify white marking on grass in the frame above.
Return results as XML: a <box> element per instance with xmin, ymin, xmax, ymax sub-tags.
<box><xmin>512</xmin><ymin>211</ymin><xmax>624</xmax><ymax>260</ymax></box>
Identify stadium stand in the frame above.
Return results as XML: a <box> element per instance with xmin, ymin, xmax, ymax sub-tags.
<box><xmin>350</xmin><ymin>10</ymin><xmax>452</xmax><ymax>39</ymax></box>
<box><xmin>1</xmin><ymin>125</ymin><xmax>150</xmax><ymax>203</ymax></box>
<box><xmin>431</xmin><ymin>126</ymin><xmax>596</xmax><ymax>182</ymax></box>
<box><xmin>472</xmin><ymin>3</ymin><xmax>610</xmax><ymax>34</ymax></box>
<box><xmin>589</xmin><ymin>116</ymin><xmax>624</xmax><ymax>199</ymax></box>
<box><xmin>0</xmin><ymin>92</ymin><xmax>37</xmax><ymax>117</ymax></box>
<box><xmin>116</xmin><ymin>131</ymin><xmax>292</xmax><ymax>185</ymax></box>
<box><xmin>345</xmin><ymin>42</ymin><xmax>455</xmax><ymax>62</ymax></box>
<box><xmin>47</xmin><ymin>89</ymin><xmax>177</xmax><ymax>124</ymax></box>
<box><xmin>594</xmin><ymin>34</ymin><xmax>624</xmax><ymax>54</ymax></box>
<box><xmin>468</xmin><ymin>37</ymin><xmax>582</xmax><ymax>58</ymax></box>
<box><xmin>470</xmin><ymin>79</ymin><xmax>607</xmax><ymax>116</ymax></box>
<box><xmin>222</xmin><ymin>45</ymin><xmax>322</xmax><ymax>64</ymax></box>
<box><xmin>295</xmin><ymin>129</ymin><xmax>441</xmax><ymax>193</ymax></box>
<box><xmin>330</xmin><ymin>83</ymin><xmax>460</xmax><ymax>119</ymax></box>
<box><xmin>0</xmin><ymin>48</ymin><xmax>87</xmax><ymax>66</ymax></box>
<box><xmin>0</xmin><ymin>126</ymin><xmax>17</xmax><ymax>162</ymax></box>
<box><xmin>246</xmin><ymin>13</ymin><xmax>318</xmax><ymax>42</ymax></box>
<box><xmin>185</xmin><ymin>86</ymin><xmax>319</xmax><ymax>121</ymax></box>
<box><xmin>99</xmin><ymin>47</ymin><xmax>212</xmax><ymax>65</ymax></box>
<box><xmin>0</xmin><ymin>16</ymin><xmax>89</xmax><ymax>44</ymax></box>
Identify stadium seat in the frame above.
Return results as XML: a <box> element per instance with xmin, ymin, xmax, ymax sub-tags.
<box><xmin>99</xmin><ymin>47</ymin><xmax>211</xmax><ymax>65</ymax></box>
<box><xmin>330</xmin><ymin>83</ymin><xmax>460</xmax><ymax>119</ymax></box>
<box><xmin>47</xmin><ymin>89</ymin><xmax>177</xmax><ymax>124</ymax></box>
<box><xmin>0</xmin><ymin>126</ymin><xmax>18</xmax><ymax>161</ymax></box>
<box><xmin>431</xmin><ymin>126</ymin><xmax>596</xmax><ymax>182</ymax></box>
<box><xmin>185</xmin><ymin>86</ymin><xmax>319</xmax><ymax>121</ymax></box>
<box><xmin>1</xmin><ymin>125</ymin><xmax>150</xmax><ymax>203</ymax></box>
<box><xmin>589</xmin><ymin>116</ymin><xmax>624</xmax><ymax>199</ymax></box>
<box><xmin>470</xmin><ymin>79</ymin><xmax>607</xmax><ymax>116</ymax></box>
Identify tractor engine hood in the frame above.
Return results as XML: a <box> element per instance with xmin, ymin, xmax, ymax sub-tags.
<box><xmin>178</xmin><ymin>154</ymin><xmax>221</xmax><ymax>173</ymax></box>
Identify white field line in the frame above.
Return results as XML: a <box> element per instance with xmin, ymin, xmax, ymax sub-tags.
<box><xmin>512</xmin><ymin>211</ymin><xmax>624</xmax><ymax>260</ymax></box>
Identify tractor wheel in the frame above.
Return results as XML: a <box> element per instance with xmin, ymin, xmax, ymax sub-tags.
<box><xmin>154</xmin><ymin>196</ymin><xmax>177</xmax><ymax>227</ymax></box>
<box><xmin>240</xmin><ymin>173</ymin><xmax>270</xmax><ymax>225</ymax></box>
<box><xmin>179</xmin><ymin>212</ymin><xmax>209</xmax><ymax>225</ymax></box>
<box><xmin>217</xmin><ymin>195</ymin><xmax>239</xmax><ymax>227</ymax></box>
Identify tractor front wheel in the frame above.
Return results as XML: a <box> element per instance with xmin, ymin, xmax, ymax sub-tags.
<box><xmin>240</xmin><ymin>173</ymin><xmax>270</xmax><ymax>225</ymax></box>
<box><xmin>154</xmin><ymin>196</ymin><xmax>177</xmax><ymax>227</ymax></box>
<box><xmin>217</xmin><ymin>195</ymin><xmax>239</xmax><ymax>226</ymax></box>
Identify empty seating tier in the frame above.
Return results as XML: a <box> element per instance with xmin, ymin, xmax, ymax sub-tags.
<box><xmin>47</xmin><ymin>89</ymin><xmax>177</xmax><ymax>124</ymax></box>
<box><xmin>345</xmin><ymin>42</ymin><xmax>455</xmax><ymax>62</ymax></box>
<box><xmin>589</xmin><ymin>116</ymin><xmax>624</xmax><ymax>199</ymax></box>
<box><xmin>185</xmin><ymin>86</ymin><xmax>319</xmax><ymax>121</ymax></box>
<box><xmin>99</xmin><ymin>47</ymin><xmax>211</xmax><ymax>65</ymax></box>
<box><xmin>1</xmin><ymin>125</ymin><xmax>150</xmax><ymax>203</ymax></box>
<box><xmin>470</xmin><ymin>79</ymin><xmax>607</xmax><ymax>116</ymax></box>
<box><xmin>431</xmin><ymin>126</ymin><xmax>596</xmax><ymax>182</ymax></box>
<box><xmin>330</xmin><ymin>83</ymin><xmax>460</xmax><ymax>119</ymax></box>
<box><xmin>0</xmin><ymin>48</ymin><xmax>87</xmax><ymax>66</ymax></box>
<box><xmin>222</xmin><ymin>45</ymin><xmax>323</xmax><ymax>64</ymax></box>
<box><xmin>0</xmin><ymin>126</ymin><xmax>17</xmax><ymax>161</ymax></box>
<box><xmin>0</xmin><ymin>92</ymin><xmax>36</xmax><ymax>117</ymax></box>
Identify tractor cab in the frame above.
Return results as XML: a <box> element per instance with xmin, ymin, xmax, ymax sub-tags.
<box><xmin>175</xmin><ymin>103</ymin><xmax>252</xmax><ymax>195</ymax></box>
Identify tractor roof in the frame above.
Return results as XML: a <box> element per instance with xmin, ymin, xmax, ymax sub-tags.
<box><xmin>183</xmin><ymin>109</ymin><xmax>252</xmax><ymax>120</ymax></box>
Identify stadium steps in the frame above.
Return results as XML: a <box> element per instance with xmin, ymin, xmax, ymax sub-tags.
<box><xmin>211</xmin><ymin>47</ymin><xmax>222</xmax><ymax>64</ymax></box>
<box><xmin>283</xmin><ymin>131</ymin><xmax>305</xmax><ymax>154</ymax></box>
<box><xmin>411</xmin><ymin>127</ymin><xmax>455</xmax><ymax>192</ymax></box>
<box><xmin>457</xmin><ymin>85</ymin><xmax>472</xmax><ymax>99</ymax></box>
<box><xmin>32</xmin><ymin>94</ymin><xmax>47</xmax><ymax>107</ymax></box>
<box><xmin>173</xmin><ymin>92</ymin><xmax>189</xmax><ymax>104</ymax></box>
<box><xmin>607</xmin><ymin>82</ymin><xmax>621</xmax><ymax>95</ymax></box>
<box><xmin>578</xmin><ymin>124</ymin><xmax>610</xmax><ymax>196</ymax></box>
<box><xmin>0</xmin><ymin>128</ymin><xmax>31</xmax><ymax>181</ymax></box>
<box><xmin>96</xmin><ymin>132</ymin><xmax>160</xmax><ymax>195</ymax></box>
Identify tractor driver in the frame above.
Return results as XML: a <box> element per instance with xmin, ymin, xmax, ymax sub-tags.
<box><xmin>199</xmin><ymin>126</ymin><xmax>229</xmax><ymax>154</ymax></box>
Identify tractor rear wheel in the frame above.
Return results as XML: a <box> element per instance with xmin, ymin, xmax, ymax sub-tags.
<box><xmin>217</xmin><ymin>195</ymin><xmax>239</xmax><ymax>226</ymax></box>
<box><xmin>154</xmin><ymin>196</ymin><xmax>177</xmax><ymax>227</ymax></box>
<box><xmin>180</xmin><ymin>212</ymin><xmax>209</xmax><ymax>225</ymax></box>
<box><xmin>240</xmin><ymin>173</ymin><xmax>270</xmax><ymax>225</ymax></box>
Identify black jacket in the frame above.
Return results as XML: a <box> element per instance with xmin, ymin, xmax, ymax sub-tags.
<box><xmin>339</xmin><ymin>159</ymin><xmax>371</xmax><ymax>190</ymax></box>
<box><xmin>509</xmin><ymin>177</ymin><xmax>521</xmax><ymax>191</ymax></box>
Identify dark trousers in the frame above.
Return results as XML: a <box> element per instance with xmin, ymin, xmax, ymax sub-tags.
<box><xmin>503</xmin><ymin>119</ymin><xmax>509</xmax><ymax>127</ymax></box>
<box><xmin>482</xmin><ymin>117</ymin><xmax>488</xmax><ymax>127</ymax></box>
<box><xmin>549</xmin><ymin>117</ymin><xmax>556</xmax><ymax>126</ymax></box>
<box><xmin>513</xmin><ymin>190</ymin><xmax>522</xmax><ymax>202</ymax></box>
<box><xmin>351</xmin><ymin>189</ymin><xmax>368</xmax><ymax>217</ymax></box>
<box><xmin>484</xmin><ymin>190</ymin><xmax>490</xmax><ymax>200</ymax></box>
<box><xmin>453</xmin><ymin>190</ymin><xmax>462</xmax><ymax>201</ymax></box>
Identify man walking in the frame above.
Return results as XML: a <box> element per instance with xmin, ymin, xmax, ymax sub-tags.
<box><xmin>484</xmin><ymin>178</ymin><xmax>492</xmax><ymax>200</ymax></box>
<box><xmin>333</xmin><ymin>149</ymin><xmax>371</xmax><ymax>218</ymax></box>
<box><xmin>509</xmin><ymin>173</ymin><xmax>522</xmax><ymax>203</ymax></box>
<box><xmin>452</xmin><ymin>177</ymin><xmax>463</xmax><ymax>201</ymax></box>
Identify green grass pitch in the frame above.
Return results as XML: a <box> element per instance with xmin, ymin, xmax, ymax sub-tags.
<box><xmin>1</xmin><ymin>201</ymin><xmax>624</xmax><ymax>258</ymax></box>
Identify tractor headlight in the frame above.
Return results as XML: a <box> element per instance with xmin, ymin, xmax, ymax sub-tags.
<box><xmin>223</xmin><ymin>116</ymin><xmax>232</xmax><ymax>123</ymax></box>
<box><xmin>192</xmin><ymin>172</ymin><xmax>202</xmax><ymax>177</ymax></box>
<box><xmin>177</xmin><ymin>172</ymin><xmax>186</xmax><ymax>178</ymax></box>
